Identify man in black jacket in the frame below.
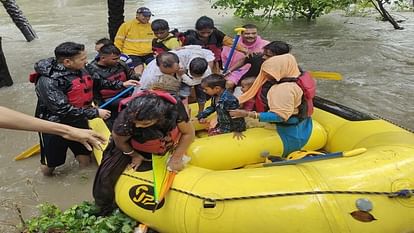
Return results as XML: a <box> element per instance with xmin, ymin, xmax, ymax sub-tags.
<box><xmin>32</xmin><ymin>42</ymin><xmax>137</xmax><ymax>176</ymax></box>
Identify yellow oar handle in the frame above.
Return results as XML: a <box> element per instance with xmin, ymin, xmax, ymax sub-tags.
<box><xmin>14</xmin><ymin>144</ymin><xmax>40</xmax><ymax>161</ymax></box>
<box><xmin>309</xmin><ymin>71</ymin><xmax>343</xmax><ymax>81</ymax></box>
<box><xmin>234</xmin><ymin>27</ymin><xmax>245</xmax><ymax>35</ymax></box>
<box><xmin>343</xmin><ymin>148</ymin><xmax>367</xmax><ymax>157</ymax></box>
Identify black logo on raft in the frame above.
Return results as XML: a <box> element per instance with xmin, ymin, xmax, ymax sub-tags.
<box><xmin>129</xmin><ymin>185</ymin><xmax>165</xmax><ymax>210</ymax></box>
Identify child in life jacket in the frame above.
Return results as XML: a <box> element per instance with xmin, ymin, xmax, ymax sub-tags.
<box><xmin>32</xmin><ymin>42</ymin><xmax>112</xmax><ymax>176</ymax></box>
<box><xmin>197</xmin><ymin>74</ymin><xmax>246</xmax><ymax>139</ymax></box>
<box><xmin>151</xmin><ymin>19</ymin><xmax>183</xmax><ymax>55</ymax></box>
<box><xmin>86</xmin><ymin>44</ymin><xmax>140</xmax><ymax>129</ymax></box>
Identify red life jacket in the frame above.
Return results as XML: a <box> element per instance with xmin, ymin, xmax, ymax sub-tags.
<box><xmin>255</xmin><ymin>71</ymin><xmax>316</xmax><ymax>118</ymax></box>
<box><xmin>29</xmin><ymin>72</ymin><xmax>40</xmax><ymax>83</ymax></box>
<box><xmin>131</xmin><ymin>127</ymin><xmax>181</xmax><ymax>155</ymax></box>
<box><xmin>255</xmin><ymin>87</ymin><xmax>266</xmax><ymax>113</ymax></box>
<box><xmin>99</xmin><ymin>71</ymin><xmax>127</xmax><ymax>99</ymax></box>
<box><xmin>255</xmin><ymin>80</ymin><xmax>275</xmax><ymax>112</ymax></box>
<box><xmin>67</xmin><ymin>74</ymin><xmax>94</xmax><ymax>108</ymax></box>
<box><xmin>29</xmin><ymin>71</ymin><xmax>93</xmax><ymax>108</ymax></box>
<box><xmin>123</xmin><ymin>90</ymin><xmax>180</xmax><ymax>155</ymax></box>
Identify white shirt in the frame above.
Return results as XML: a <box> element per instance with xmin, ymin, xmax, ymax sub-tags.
<box><xmin>139</xmin><ymin>46</ymin><xmax>215</xmax><ymax>90</ymax></box>
<box><xmin>139</xmin><ymin>59</ymin><xmax>164</xmax><ymax>89</ymax></box>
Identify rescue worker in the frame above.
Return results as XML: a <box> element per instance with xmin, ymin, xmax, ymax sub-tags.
<box><xmin>31</xmin><ymin>42</ymin><xmax>136</xmax><ymax>176</ymax></box>
<box><xmin>114</xmin><ymin>7</ymin><xmax>155</xmax><ymax>77</ymax></box>
<box><xmin>86</xmin><ymin>44</ymin><xmax>140</xmax><ymax>129</ymax></box>
<box><xmin>94</xmin><ymin>38</ymin><xmax>134</xmax><ymax>69</ymax></box>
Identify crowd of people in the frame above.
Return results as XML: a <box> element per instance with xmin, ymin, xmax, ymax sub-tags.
<box><xmin>0</xmin><ymin>6</ymin><xmax>316</xmax><ymax>215</ymax></box>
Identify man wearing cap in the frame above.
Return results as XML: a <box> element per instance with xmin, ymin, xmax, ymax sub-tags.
<box><xmin>114</xmin><ymin>7</ymin><xmax>155</xmax><ymax>78</ymax></box>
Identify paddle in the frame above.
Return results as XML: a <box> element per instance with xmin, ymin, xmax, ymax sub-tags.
<box><xmin>309</xmin><ymin>71</ymin><xmax>342</xmax><ymax>81</ymax></box>
<box><xmin>263</xmin><ymin>148</ymin><xmax>366</xmax><ymax>167</ymax></box>
<box><xmin>14</xmin><ymin>144</ymin><xmax>41</xmax><ymax>161</ymax></box>
<box><xmin>99</xmin><ymin>86</ymin><xmax>134</xmax><ymax>109</ymax></box>
<box><xmin>14</xmin><ymin>86</ymin><xmax>134</xmax><ymax>161</ymax></box>
<box><xmin>222</xmin><ymin>27</ymin><xmax>246</xmax><ymax>73</ymax></box>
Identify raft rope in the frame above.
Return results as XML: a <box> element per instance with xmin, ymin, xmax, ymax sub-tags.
<box><xmin>122</xmin><ymin>173</ymin><xmax>413</xmax><ymax>207</ymax></box>
<box><xmin>370</xmin><ymin>113</ymin><xmax>414</xmax><ymax>133</ymax></box>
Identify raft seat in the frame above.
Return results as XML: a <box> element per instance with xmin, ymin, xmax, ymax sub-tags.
<box><xmin>187</xmin><ymin>119</ymin><xmax>328</xmax><ymax>170</ymax></box>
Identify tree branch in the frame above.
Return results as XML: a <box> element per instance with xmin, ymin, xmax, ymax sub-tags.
<box><xmin>263</xmin><ymin>0</ymin><xmax>276</xmax><ymax>30</ymax></box>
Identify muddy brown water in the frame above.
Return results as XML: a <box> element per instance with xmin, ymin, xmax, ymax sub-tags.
<box><xmin>0</xmin><ymin>0</ymin><xmax>413</xmax><ymax>231</ymax></box>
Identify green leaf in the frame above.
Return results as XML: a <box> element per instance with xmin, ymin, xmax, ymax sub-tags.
<box><xmin>122</xmin><ymin>224</ymin><xmax>133</xmax><ymax>233</ymax></box>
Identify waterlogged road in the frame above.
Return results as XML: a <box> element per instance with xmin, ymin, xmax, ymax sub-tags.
<box><xmin>0</xmin><ymin>0</ymin><xmax>413</xmax><ymax>231</ymax></box>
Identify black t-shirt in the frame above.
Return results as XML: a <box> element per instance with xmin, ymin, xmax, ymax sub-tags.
<box><xmin>239</xmin><ymin>54</ymin><xmax>265</xmax><ymax>84</ymax></box>
<box><xmin>184</xmin><ymin>28</ymin><xmax>225</xmax><ymax>47</ymax></box>
<box><xmin>113</xmin><ymin>99</ymin><xmax>189</xmax><ymax>143</ymax></box>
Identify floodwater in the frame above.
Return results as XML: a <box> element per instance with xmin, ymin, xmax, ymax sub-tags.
<box><xmin>0</xmin><ymin>0</ymin><xmax>413</xmax><ymax>231</ymax></box>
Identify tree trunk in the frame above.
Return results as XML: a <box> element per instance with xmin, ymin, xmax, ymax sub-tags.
<box><xmin>1</xmin><ymin>0</ymin><xmax>37</xmax><ymax>42</ymax></box>
<box><xmin>372</xmin><ymin>0</ymin><xmax>404</xmax><ymax>30</ymax></box>
<box><xmin>0</xmin><ymin>37</ymin><xmax>13</xmax><ymax>88</ymax></box>
<box><xmin>107</xmin><ymin>0</ymin><xmax>125</xmax><ymax>41</ymax></box>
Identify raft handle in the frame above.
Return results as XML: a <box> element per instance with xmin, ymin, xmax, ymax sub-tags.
<box><xmin>388</xmin><ymin>189</ymin><xmax>414</xmax><ymax>198</ymax></box>
<box><xmin>203</xmin><ymin>200</ymin><xmax>216</xmax><ymax>208</ymax></box>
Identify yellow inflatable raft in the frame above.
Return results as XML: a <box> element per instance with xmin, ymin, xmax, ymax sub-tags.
<box><xmin>104</xmin><ymin>97</ymin><xmax>414</xmax><ymax>233</ymax></box>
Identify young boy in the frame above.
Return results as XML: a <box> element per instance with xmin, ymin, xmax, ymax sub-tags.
<box><xmin>197</xmin><ymin>74</ymin><xmax>246</xmax><ymax>139</ymax></box>
<box><xmin>32</xmin><ymin>42</ymin><xmax>111</xmax><ymax>176</ymax></box>
<box><xmin>86</xmin><ymin>44</ymin><xmax>140</xmax><ymax>129</ymax></box>
<box><xmin>151</xmin><ymin>19</ymin><xmax>183</xmax><ymax>55</ymax></box>
<box><xmin>184</xmin><ymin>16</ymin><xmax>247</xmax><ymax>73</ymax></box>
